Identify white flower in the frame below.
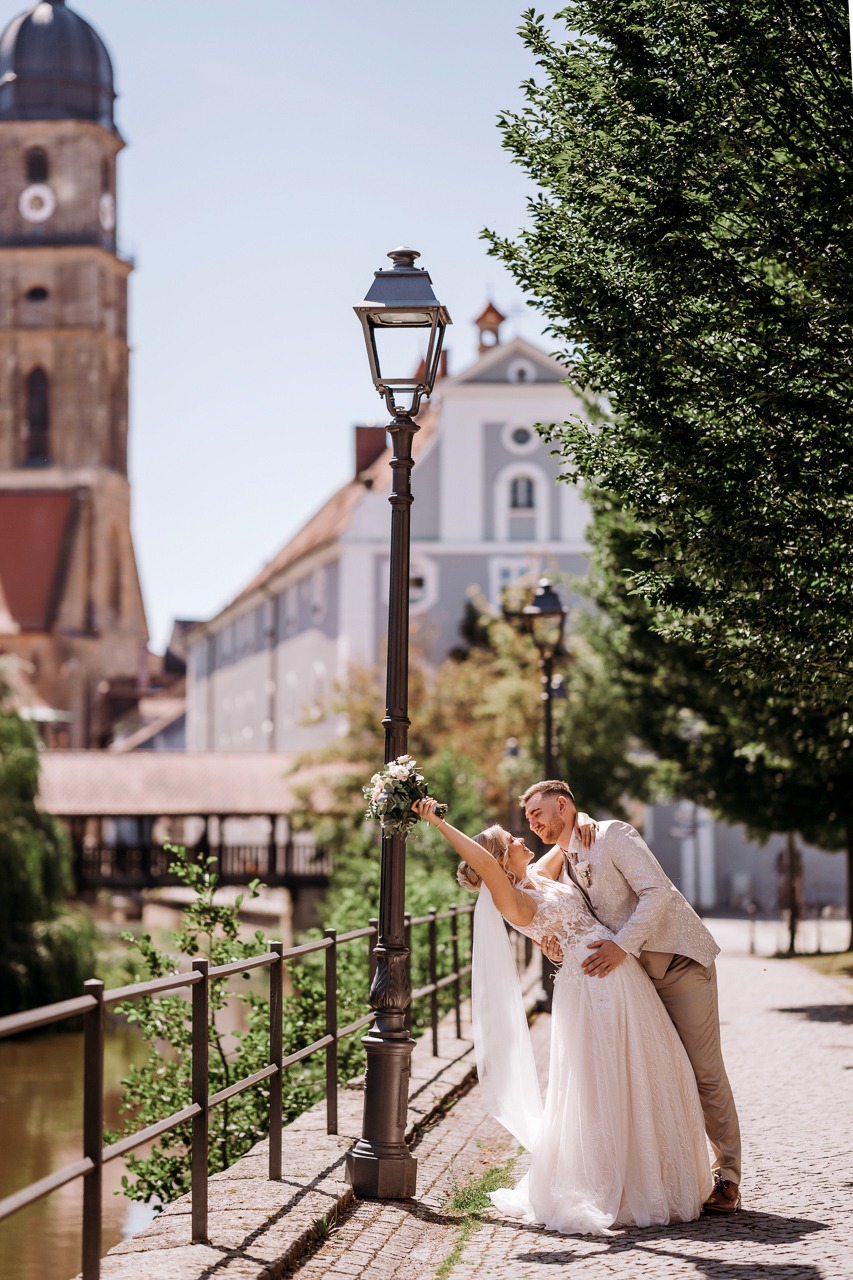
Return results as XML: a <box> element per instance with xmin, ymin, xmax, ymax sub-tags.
<box><xmin>388</xmin><ymin>764</ymin><xmax>409</xmax><ymax>780</ymax></box>
<box><xmin>576</xmin><ymin>860</ymin><xmax>592</xmax><ymax>887</ymax></box>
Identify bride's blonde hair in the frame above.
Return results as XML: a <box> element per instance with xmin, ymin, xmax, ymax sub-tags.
<box><xmin>456</xmin><ymin>824</ymin><xmax>514</xmax><ymax>892</ymax></box>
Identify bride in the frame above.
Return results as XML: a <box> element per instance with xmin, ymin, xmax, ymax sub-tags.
<box><xmin>412</xmin><ymin>797</ymin><xmax>713</xmax><ymax>1235</ymax></box>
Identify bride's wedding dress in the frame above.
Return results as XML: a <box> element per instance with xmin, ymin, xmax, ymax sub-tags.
<box><xmin>476</xmin><ymin>870</ymin><xmax>713</xmax><ymax>1235</ymax></box>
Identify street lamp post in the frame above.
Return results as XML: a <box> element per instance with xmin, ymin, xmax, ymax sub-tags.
<box><xmin>523</xmin><ymin>578</ymin><xmax>568</xmax><ymax>782</ymax></box>
<box><xmin>347</xmin><ymin>248</ymin><xmax>450</xmax><ymax>1199</ymax></box>
<box><xmin>521</xmin><ymin>578</ymin><xmax>568</xmax><ymax>1007</ymax></box>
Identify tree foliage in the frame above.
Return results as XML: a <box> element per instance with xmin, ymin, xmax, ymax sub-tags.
<box><xmin>486</xmin><ymin>1</ymin><xmax>853</xmax><ymax>700</ymax></box>
<box><xmin>0</xmin><ymin>672</ymin><xmax>95</xmax><ymax>1013</ymax></box>
<box><xmin>582</xmin><ymin>493</ymin><xmax>853</xmax><ymax>944</ymax></box>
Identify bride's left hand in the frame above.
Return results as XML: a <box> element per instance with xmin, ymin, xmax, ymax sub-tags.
<box><xmin>575</xmin><ymin>812</ymin><xmax>599</xmax><ymax>850</ymax></box>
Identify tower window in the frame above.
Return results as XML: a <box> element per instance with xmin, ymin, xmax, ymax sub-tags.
<box><xmin>24</xmin><ymin>368</ymin><xmax>50</xmax><ymax>466</ymax></box>
<box><xmin>25</xmin><ymin>286</ymin><xmax>49</xmax><ymax>302</ymax></box>
<box><xmin>26</xmin><ymin>148</ymin><xmax>48</xmax><ymax>183</ymax></box>
<box><xmin>510</xmin><ymin>476</ymin><xmax>535</xmax><ymax>510</ymax></box>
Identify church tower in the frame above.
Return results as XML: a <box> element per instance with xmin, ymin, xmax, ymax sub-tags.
<box><xmin>0</xmin><ymin>0</ymin><xmax>148</xmax><ymax>745</ymax></box>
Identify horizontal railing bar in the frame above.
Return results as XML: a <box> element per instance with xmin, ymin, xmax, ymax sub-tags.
<box><xmin>0</xmin><ymin>1158</ymin><xmax>94</xmax><ymax>1221</ymax></box>
<box><xmin>0</xmin><ymin>994</ymin><xmax>97</xmax><ymax>1039</ymax></box>
<box><xmin>283</xmin><ymin>937</ymin><xmax>334</xmax><ymax>960</ymax></box>
<box><xmin>102</xmin><ymin>1104</ymin><xmax>201</xmax><ymax>1164</ymax></box>
<box><xmin>434</xmin><ymin>972</ymin><xmax>459</xmax><ymax>992</ymax></box>
<box><xmin>337</xmin><ymin>1011</ymin><xmax>374</xmax><ymax>1039</ymax></box>
<box><xmin>104</xmin><ymin>971</ymin><xmax>203</xmax><ymax>1006</ymax></box>
<box><xmin>0</xmin><ymin>994</ymin><xmax>98</xmax><ymax>1039</ymax></box>
<box><xmin>336</xmin><ymin>925</ymin><xmax>378</xmax><ymax>943</ymax></box>
<box><xmin>208</xmin><ymin>1064</ymin><xmax>278</xmax><ymax>1109</ymax></box>
<box><xmin>411</xmin><ymin>983</ymin><xmax>433</xmax><ymax>1001</ymax></box>
<box><xmin>281</xmin><ymin>1033</ymin><xmax>333</xmax><ymax>1069</ymax></box>
<box><xmin>208</xmin><ymin>953</ymin><xmax>277</xmax><ymax>979</ymax></box>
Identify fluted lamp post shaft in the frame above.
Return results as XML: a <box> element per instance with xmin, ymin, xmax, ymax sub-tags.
<box><xmin>347</xmin><ymin>249</ymin><xmax>450</xmax><ymax>1198</ymax></box>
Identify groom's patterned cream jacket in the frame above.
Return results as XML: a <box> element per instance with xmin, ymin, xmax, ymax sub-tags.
<box><xmin>558</xmin><ymin>820</ymin><xmax>720</xmax><ymax>972</ymax></box>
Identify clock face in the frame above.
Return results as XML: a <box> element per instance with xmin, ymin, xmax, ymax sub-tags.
<box><xmin>99</xmin><ymin>192</ymin><xmax>116</xmax><ymax>232</ymax></box>
<box><xmin>19</xmin><ymin>183</ymin><xmax>56</xmax><ymax>224</ymax></box>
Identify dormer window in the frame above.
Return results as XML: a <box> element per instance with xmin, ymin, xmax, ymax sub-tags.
<box><xmin>26</xmin><ymin>148</ymin><xmax>48</xmax><ymax>183</ymax></box>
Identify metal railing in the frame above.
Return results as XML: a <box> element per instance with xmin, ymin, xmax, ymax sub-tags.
<box><xmin>72</xmin><ymin>836</ymin><xmax>332</xmax><ymax>890</ymax></box>
<box><xmin>0</xmin><ymin>903</ymin><xmax>475</xmax><ymax>1280</ymax></box>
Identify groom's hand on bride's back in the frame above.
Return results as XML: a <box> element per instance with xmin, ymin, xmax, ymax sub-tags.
<box><xmin>574</xmin><ymin>812</ymin><xmax>598</xmax><ymax>850</ymax></box>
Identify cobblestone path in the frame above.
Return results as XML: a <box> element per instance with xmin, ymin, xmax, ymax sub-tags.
<box><xmin>291</xmin><ymin>950</ymin><xmax>853</xmax><ymax>1280</ymax></box>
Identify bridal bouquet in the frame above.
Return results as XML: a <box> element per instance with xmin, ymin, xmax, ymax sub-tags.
<box><xmin>363</xmin><ymin>755</ymin><xmax>447</xmax><ymax>838</ymax></box>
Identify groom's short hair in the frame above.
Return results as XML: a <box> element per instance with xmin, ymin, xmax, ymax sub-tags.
<box><xmin>518</xmin><ymin>779</ymin><xmax>576</xmax><ymax>808</ymax></box>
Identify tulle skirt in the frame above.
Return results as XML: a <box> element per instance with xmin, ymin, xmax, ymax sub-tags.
<box><xmin>490</xmin><ymin>940</ymin><xmax>714</xmax><ymax>1234</ymax></box>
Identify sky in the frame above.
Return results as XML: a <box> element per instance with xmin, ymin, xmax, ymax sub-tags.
<box><xmin>49</xmin><ymin>1</ymin><xmax>560</xmax><ymax>650</ymax></box>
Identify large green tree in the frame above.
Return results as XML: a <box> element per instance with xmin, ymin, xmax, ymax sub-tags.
<box><xmin>486</xmin><ymin>1</ymin><xmax>853</xmax><ymax>701</ymax></box>
<box><xmin>583</xmin><ymin>495</ymin><xmax>853</xmax><ymax>947</ymax></box>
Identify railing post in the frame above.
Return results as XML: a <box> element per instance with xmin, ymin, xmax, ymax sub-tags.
<box><xmin>191</xmin><ymin>958</ymin><xmax>209</xmax><ymax>1243</ymax></box>
<box><xmin>428</xmin><ymin>909</ymin><xmax>439</xmax><ymax>1058</ymax></box>
<box><xmin>403</xmin><ymin>913</ymin><xmax>412</xmax><ymax>1034</ymax></box>
<box><xmin>368</xmin><ymin>917</ymin><xmax>378</xmax><ymax>988</ymax></box>
<box><xmin>325</xmin><ymin>929</ymin><xmax>338</xmax><ymax>1135</ymax></box>
<box><xmin>450</xmin><ymin>905</ymin><xmax>462</xmax><ymax>1041</ymax></box>
<box><xmin>269</xmin><ymin>942</ymin><xmax>284</xmax><ymax>1181</ymax></box>
<box><xmin>82</xmin><ymin>979</ymin><xmax>104</xmax><ymax>1280</ymax></box>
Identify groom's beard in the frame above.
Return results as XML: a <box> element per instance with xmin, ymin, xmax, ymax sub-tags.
<box><xmin>535</xmin><ymin>818</ymin><xmax>565</xmax><ymax>846</ymax></box>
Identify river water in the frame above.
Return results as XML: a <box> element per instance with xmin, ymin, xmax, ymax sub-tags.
<box><xmin>0</xmin><ymin>1023</ymin><xmax>157</xmax><ymax>1280</ymax></box>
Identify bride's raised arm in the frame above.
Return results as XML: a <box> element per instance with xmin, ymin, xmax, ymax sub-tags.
<box><xmin>411</xmin><ymin>798</ymin><xmax>535</xmax><ymax>928</ymax></box>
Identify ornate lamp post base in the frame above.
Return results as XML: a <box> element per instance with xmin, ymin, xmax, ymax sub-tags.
<box><xmin>346</xmin><ymin>1022</ymin><xmax>417</xmax><ymax>1196</ymax></box>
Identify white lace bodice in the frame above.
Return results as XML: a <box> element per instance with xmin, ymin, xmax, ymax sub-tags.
<box><xmin>515</xmin><ymin>870</ymin><xmax>609</xmax><ymax>951</ymax></box>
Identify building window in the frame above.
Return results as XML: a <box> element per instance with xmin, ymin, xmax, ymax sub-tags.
<box><xmin>501</xmin><ymin>421</ymin><xmax>540</xmax><ymax>456</ymax></box>
<box><xmin>24</xmin><ymin>367</ymin><xmax>50</xmax><ymax>466</ymax></box>
<box><xmin>506</xmin><ymin>356</ymin><xmax>537</xmax><ymax>384</ymax></box>
<box><xmin>25</xmin><ymin>286</ymin><xmax>48</xmax><ymax>303</ymax></box>
<box><xmin>510</xmin><ymin>475</ymin><xmax>535</xmax><ymax>510</ymax></box>
<box><xmin>489</xmin><ymin>558</ymin><xmax>538</xmax><ymax>610</ymax></box>
<box><xmin>26</xmin><ymin>148</ymin><xmax>48</xmax><ymax>183</ymax></box>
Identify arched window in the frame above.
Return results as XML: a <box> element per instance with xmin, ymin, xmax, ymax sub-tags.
<box><xmin>510</xmin><ymin>475</ymin><xmax>535</xmax><ymax>510</ymax></box>
<box><xmin>24</xmin><ymin>368</ymin><xmax>50</xmax><ymax>466</ymax></box>
<box><xmin>26</xmin><ymin>148</ymin><xmax>48</xmax><ymax>183</ymax></box>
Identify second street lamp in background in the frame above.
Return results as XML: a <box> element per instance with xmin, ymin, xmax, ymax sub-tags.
<box><xmin>518</xmin><ymin>577</ymin><xmax>569</xmax><ymax>1010</ymax></box>
<box><xmin>523</xmin><ymin>578</ymin><xmax>569</xmax><ymax>781</ymax></box>
<box><xmin>347</xmin><ymin>247</ymin><xmax>451</xmax><ymax>1199</ymax></box>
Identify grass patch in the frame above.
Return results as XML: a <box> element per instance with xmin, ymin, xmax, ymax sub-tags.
<box><xmin>436</xmin><ymin>1153</ymin><xmax>520</xmax><ymax>1280</ymax></box>
<box><xmin>796</xmin><ymin>951</ymin><xmax>853</xmax><ymax>985</ymax></box>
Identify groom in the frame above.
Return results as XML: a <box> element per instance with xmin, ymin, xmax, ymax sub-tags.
<box><xmin>525</xmin><ymin>779</ymin><xmax>742</xmax><ymax>1215</ymax></box>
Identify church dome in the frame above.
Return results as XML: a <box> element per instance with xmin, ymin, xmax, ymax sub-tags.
<box><xmin>0</xmin><ymin>1</ymin><xmax>116</xmax><ymax>130</ymax></box>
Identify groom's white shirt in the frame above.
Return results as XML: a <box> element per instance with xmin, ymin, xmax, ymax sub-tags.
<box><xmin>551</xmin><ymin>819</ymin><xmax>720</xmax><ymax>973</ymax></box>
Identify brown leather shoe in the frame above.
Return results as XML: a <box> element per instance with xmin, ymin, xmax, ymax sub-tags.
<box><xmin>703</xmin><ymin>1177</ymin><xmax>741</xmax><ymax>1215</ymax></box>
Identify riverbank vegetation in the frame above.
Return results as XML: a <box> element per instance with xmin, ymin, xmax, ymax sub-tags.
<box><xmin>0</xmin><ymin>673</ymin><xmax>97</xmax><ymax>1014</ymax></box>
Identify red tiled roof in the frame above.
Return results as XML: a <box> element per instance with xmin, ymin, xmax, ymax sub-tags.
<box><xmin>0</xmin><ymin>490</ymin><xmax>77</xmax><ymax>630</ymax></box>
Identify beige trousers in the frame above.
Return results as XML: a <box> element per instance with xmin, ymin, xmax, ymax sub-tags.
<box><xmin>652</xmin><ymin>954</ymin><xmax>742</xmax><ymax>1186</ymax></box>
